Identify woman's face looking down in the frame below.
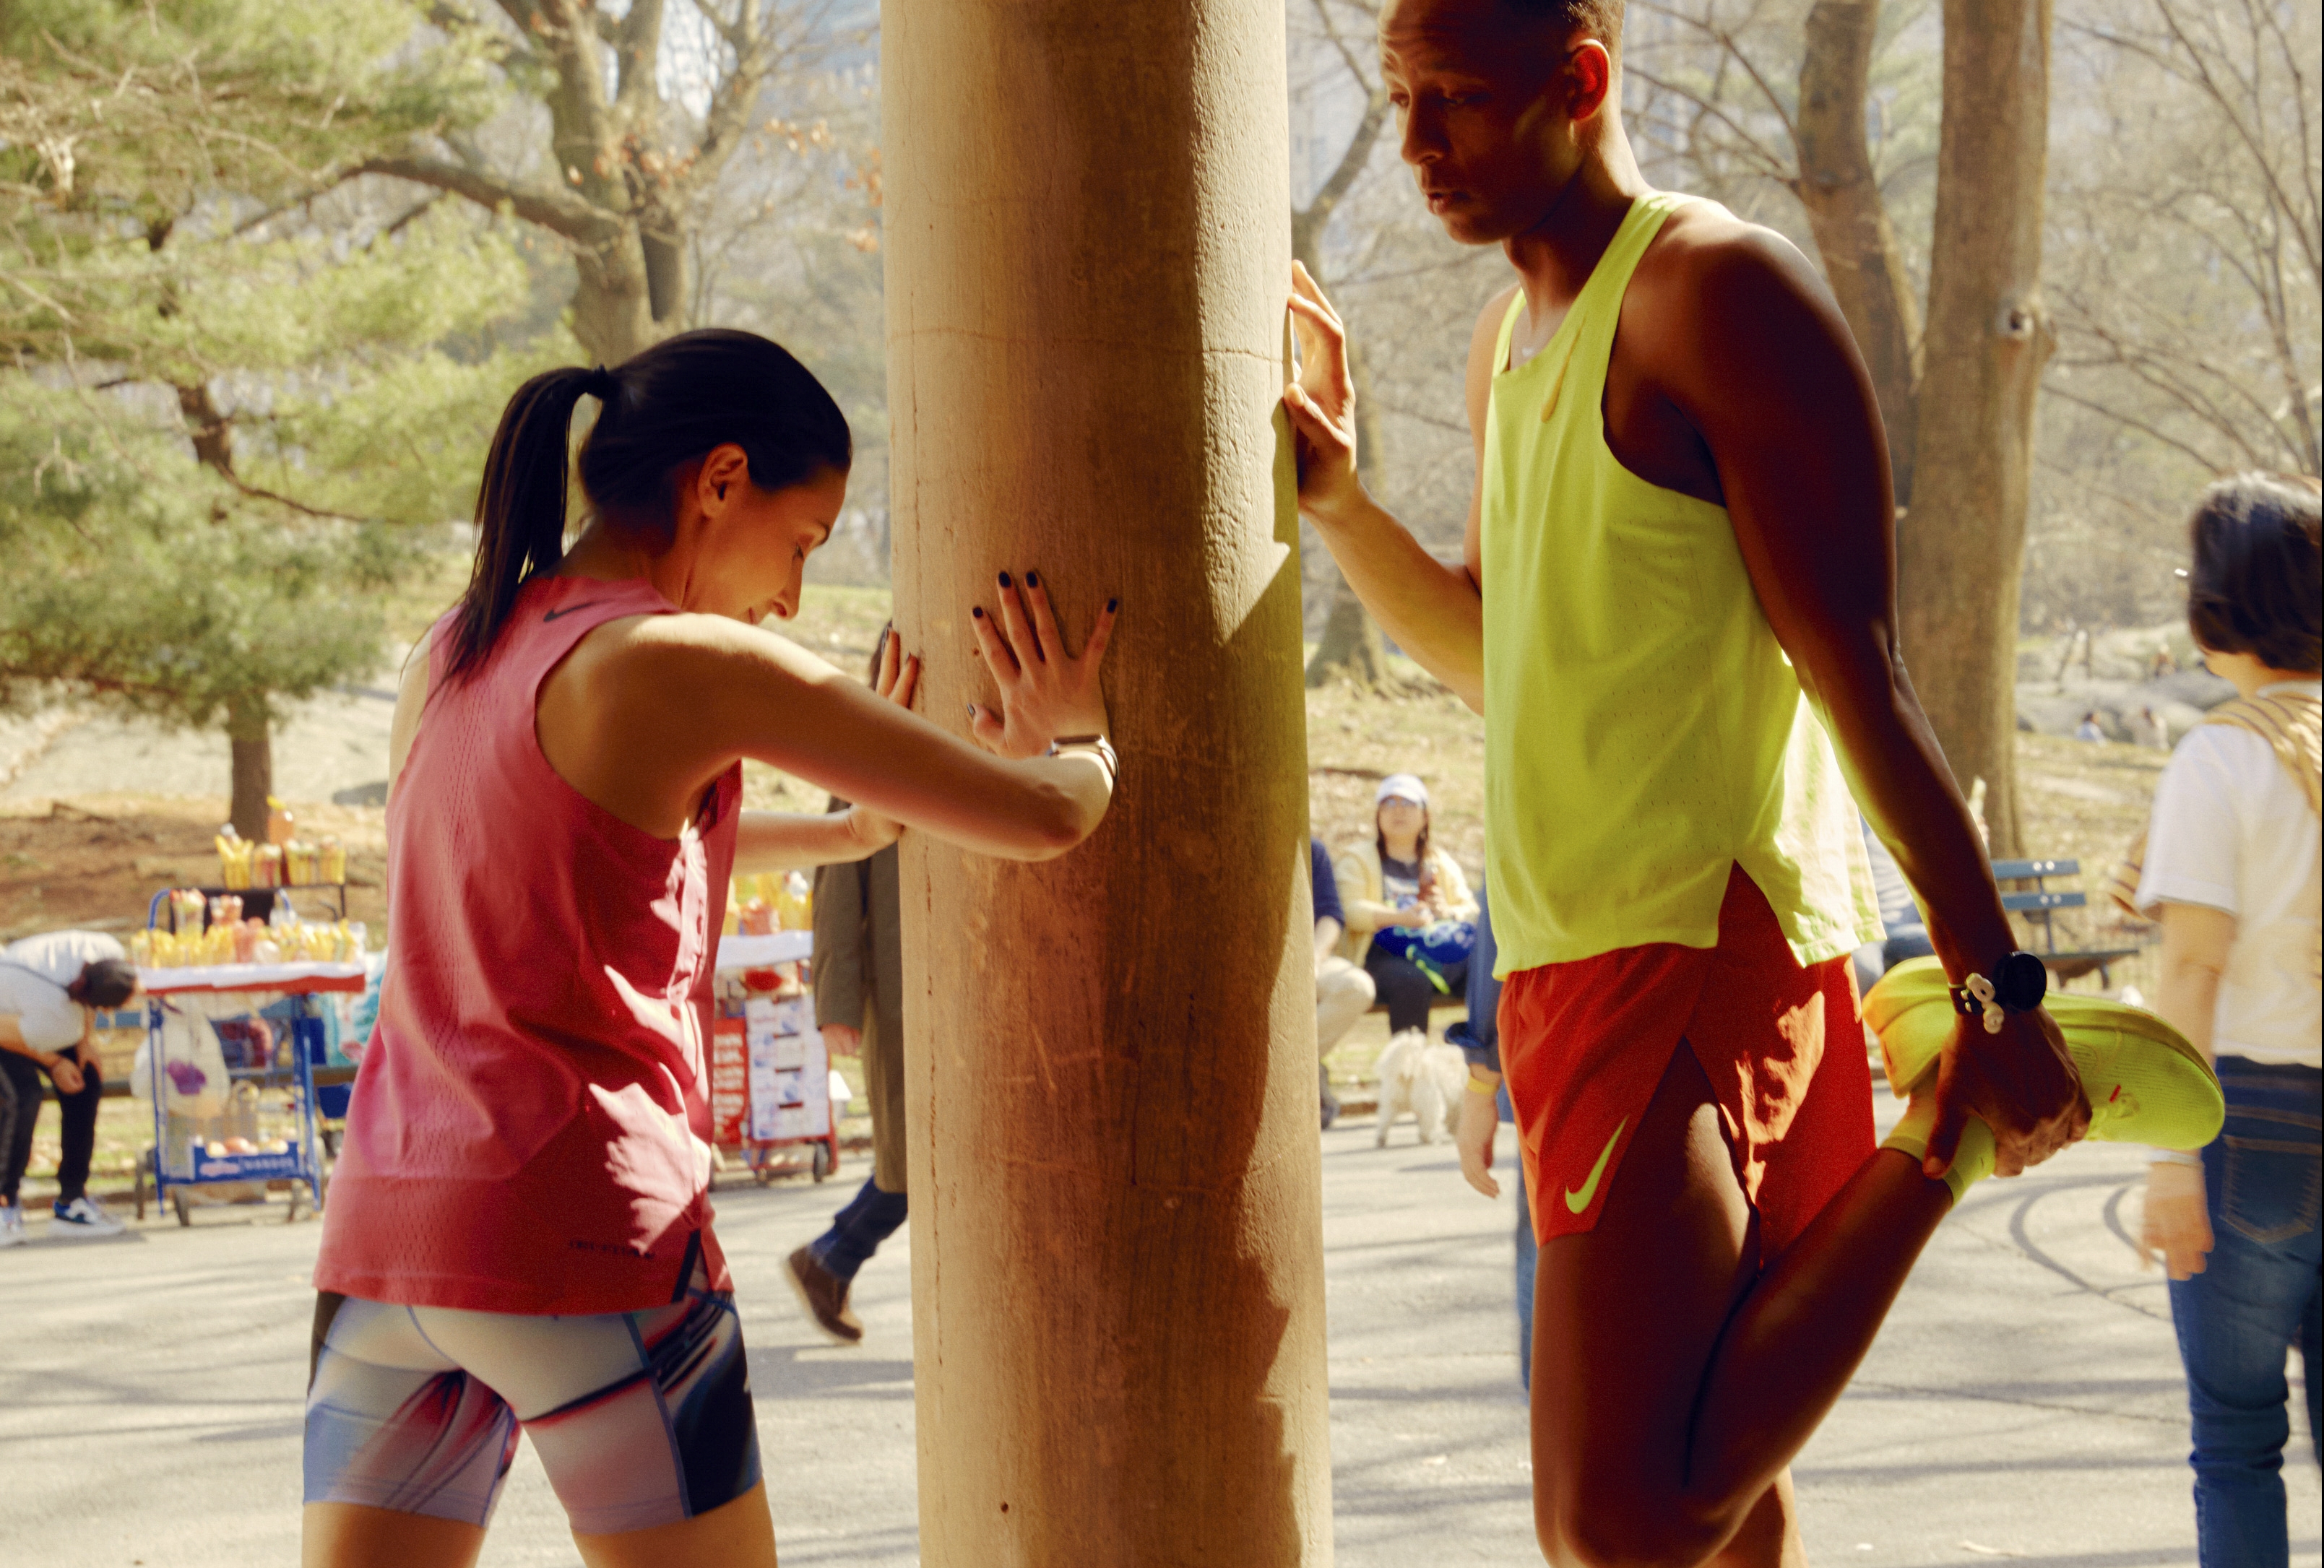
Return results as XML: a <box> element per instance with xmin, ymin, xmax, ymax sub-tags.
<box><xmin>675</xmin><ymin>445</ymin><xmax>847</xmax><ymax>627</ymax></box>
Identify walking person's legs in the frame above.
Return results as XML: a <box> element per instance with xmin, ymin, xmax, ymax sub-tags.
<box><xmin>2167</xmin><ymin>1060</ymin><xmax>2323</xmax><ymax>1568</ymax></box>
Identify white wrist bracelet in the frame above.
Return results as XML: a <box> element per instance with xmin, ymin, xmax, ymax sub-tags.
<box><xmin>2148</xmin><ymin>1148</ymin><xmax>2203</xmax><ymax>1167</ymax></box>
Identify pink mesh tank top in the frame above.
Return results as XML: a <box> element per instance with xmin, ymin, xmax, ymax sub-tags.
<box><xmin>314</xmin><ymin>573</ymin><xmax>740</xmax><ymax>1313</ymax></box>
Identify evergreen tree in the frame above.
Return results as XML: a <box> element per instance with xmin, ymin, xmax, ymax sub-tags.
<box><xmin>0</xmin><ymin>0</ymin><xmax>569</xmax><ymax>833</ymax></box>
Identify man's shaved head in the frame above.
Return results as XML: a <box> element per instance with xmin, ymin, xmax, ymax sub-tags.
<box><xmin>1503</xmin><ymin>0</ymin><xmax>1625</xmax><ymax>60</ymax></box>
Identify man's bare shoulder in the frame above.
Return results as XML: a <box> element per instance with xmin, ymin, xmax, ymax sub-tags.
<box><xmin>1469</xmin><ymin>281</ymin><xmax>1521</xmax><ymax>364</ymax></box>
<box><xmin>1627</xmin><ymin>199</ymin><xmax>1846</xmax><ymax>373</ymax></box>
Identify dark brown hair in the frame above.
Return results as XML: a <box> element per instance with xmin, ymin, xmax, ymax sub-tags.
<box><xmin>2185</xmin><ymin>473</ymin><xmax>2322</xmax><ymax>675</ymax></box>
<box><xmin>68</xmin><ymin>958</ymin><xmax>138</xmax><ymax>1009</ymax></box>
<box><xmin>447</xmin><ymin>328</ymin><xmax>852</xmax><ymax>681</ymax></box>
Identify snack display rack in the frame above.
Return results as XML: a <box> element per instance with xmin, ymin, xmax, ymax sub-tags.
<box><xmin>710</xmin><ymin>930</ymin><xmax>839</xmax><ymax>1185</ymax></box>
<box><xmin>135</xmin><ymin>948</ymin><xmax>362</xmax><ymax>1226</ymax></box>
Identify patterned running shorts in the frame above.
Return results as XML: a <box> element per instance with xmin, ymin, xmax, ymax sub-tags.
<box><xmin>303</xmin><ymin>1264</ymin><xmax>760</xmax><ymax>1535</ymax></box>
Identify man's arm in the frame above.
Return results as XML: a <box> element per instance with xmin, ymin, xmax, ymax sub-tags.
<box><xmin>0</xmin><ymin>1017</ymin><xmax>84</xmax><ymax>1093</ymax></box>
<box><xmin>1284</xmin><ymin>264</ymin><xmax>1493</xmax><ymax>710</ymax></box>
<box><xmin>1645</xmin><ymin>222</ymin><xmax>2086</xmax><ymax>1176</ymax></box>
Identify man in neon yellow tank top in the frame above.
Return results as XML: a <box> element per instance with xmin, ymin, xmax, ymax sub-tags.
<box><xmin>1280</xmin><ymin>1</ymin><xmax>2205</xmax><ymax>1561</ymax></box>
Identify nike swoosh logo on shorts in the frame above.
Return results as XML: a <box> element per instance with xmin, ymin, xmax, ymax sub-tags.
<box><xmin>543</xmin><ymin>602</ymin><xmax>602</xmax><ymax>622</ymax></box>
<box><xmin>1565</xmin><ymin>1118</ymin><xmax>1627</xmax><ymax>1214</ymax></box>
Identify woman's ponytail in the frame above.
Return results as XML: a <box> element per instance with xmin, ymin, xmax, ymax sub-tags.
<box><xmin>444</xmin><ymin>365</ymin><xmax>614</xmax><ymax>681</ymax></box>
<box><xmin>446</xmin><ymin>329</ymin><xmax>850</xmax><ymax>680</ymax></box>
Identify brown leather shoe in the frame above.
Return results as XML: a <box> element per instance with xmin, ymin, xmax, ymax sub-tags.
<box><xmin>785</xmin><ymin>1245</ymin><xmax>863</xmax><ymax>1344</ymax></box>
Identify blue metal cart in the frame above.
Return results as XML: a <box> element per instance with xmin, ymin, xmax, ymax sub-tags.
<box><xmin>138</xmin><ymin>966</ymin><xmax>360</xmax><ymax>1226</ymax></box>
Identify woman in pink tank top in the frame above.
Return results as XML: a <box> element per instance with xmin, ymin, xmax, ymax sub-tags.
<box><xmin>304</xmin><ymin>329</ymin><xmax>1120</xmax><ymax>1568</ymax></box>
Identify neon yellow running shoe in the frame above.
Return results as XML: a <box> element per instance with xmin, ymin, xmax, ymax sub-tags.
<box><xmin>1862</xmin><ymin>958</ymin><xmax>2223</xmax><ymax>1151</ymax></box>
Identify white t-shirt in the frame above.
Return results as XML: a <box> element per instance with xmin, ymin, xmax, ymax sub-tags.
<box><xmin>0</xmin><ymin>930</ymin><xmax>124</xmax><ymax>1052</ymax></box>
<box><xmin>2135</xmin><ymin>683</ymin><xmax>2322</xmax><ymax>1067</ymax></box>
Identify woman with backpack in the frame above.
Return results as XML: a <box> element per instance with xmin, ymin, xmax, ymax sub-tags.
<box><xmin>2131</xmin><ymin>473</ymin><xmax>2320</xmax><ymax>1567</ymax></box>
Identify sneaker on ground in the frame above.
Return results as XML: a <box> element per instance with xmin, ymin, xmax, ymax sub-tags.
<box><xmin>1864</xmin><ymin>957</ymin><xmax>2224</xmax><ymax>1152</ymax></box>
<box><xmin>51</xmin><ymin>1195</ymin><xmax>126</xmax><ymax>1238</ymax></box>
<box><xmin>0</xmin><ymin>1203</ymin><xmax>24</xmax><ymax>1248</ymax></box>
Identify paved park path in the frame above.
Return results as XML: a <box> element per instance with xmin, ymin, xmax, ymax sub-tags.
<box><xmin>1</xmin><ymin>1091</ymin><xmax>2313</xmax><ymax>1567</ymax></box>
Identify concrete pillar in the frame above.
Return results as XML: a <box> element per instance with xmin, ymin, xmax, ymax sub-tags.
<box><xmin>881</xmin><ymin>3</ymin><xmax>1331</xmax><ymax>1563</ymax></box>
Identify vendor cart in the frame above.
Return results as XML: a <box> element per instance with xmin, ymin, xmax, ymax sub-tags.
<box><xmin>710</xmin><ymin>930</ymin><xmax>840</xmax><ymax>1185</ymax></box>
<box><xmin>135</xmin><ymin>961</ymin><xmax>362</xmax><ymax>1226</ymax></box>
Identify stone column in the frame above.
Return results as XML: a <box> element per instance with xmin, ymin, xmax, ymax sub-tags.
<box><xmin>881</xmin><ymin>2</ymin><xmax>1331</xmax><ymax>1562</ymax></box>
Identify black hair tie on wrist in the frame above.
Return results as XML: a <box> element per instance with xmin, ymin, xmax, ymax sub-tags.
<box><xmin>582</xmin><ymin>365</ymin><xmax>618</xmax><ymax>402</ymax></box>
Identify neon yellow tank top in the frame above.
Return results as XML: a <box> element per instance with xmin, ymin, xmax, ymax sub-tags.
<box><xmin>1480</xmin><ymin>191</ymin><xmax>1880</xmax><ymax>976</ymax></box>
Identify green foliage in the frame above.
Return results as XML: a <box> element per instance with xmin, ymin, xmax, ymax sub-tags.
<box><xmin>0</xmin><ymin>0</ymin><xmax>570</xmax><ymax>745</ymax></box>
<box><xmin>0</xmin><ymin>389</ymin><xmax>408</xmax><ymax>724</ymax></box>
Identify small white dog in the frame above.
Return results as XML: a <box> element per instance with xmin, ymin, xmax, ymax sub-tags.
<box><xmin>1373</xmin><ymin>1028</ymin><xmax>1469</xmax><ymax>1147</ymax></box>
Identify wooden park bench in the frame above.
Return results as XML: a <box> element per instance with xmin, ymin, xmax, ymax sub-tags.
<box><xmin>1992</xmin><ymin>857</ymin><xmax>2142</xmax><ymax>989</ymax></box>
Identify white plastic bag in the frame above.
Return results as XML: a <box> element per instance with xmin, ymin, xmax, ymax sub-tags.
<box><xmin>131</xmin><ymin>1005</ymin><xmax>232</xmax><ymax>1119</ymax></box>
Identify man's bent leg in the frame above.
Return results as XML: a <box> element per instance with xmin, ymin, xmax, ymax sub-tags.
<box><xmin>53</xmin><ymin>1060</ymin><xmax>101</xmax><ymax>1203</ymax></box>
<box><xmin>1530</xmin><ymin>1041</ymin><xmax>1948</xmax><ymax>1567</ymax></box>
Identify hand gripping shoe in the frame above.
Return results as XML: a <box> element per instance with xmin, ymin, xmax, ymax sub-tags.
<box><xmin>1863</xmin><ymin>957</ymin><xmax>2224</xmax><ymax>1152</ymax></box>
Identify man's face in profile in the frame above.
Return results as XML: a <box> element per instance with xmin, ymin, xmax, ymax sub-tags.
<box><xmin>1379</xmin><ymin>0</ymin><xmax>1590</xmax><ymax>246</ymax></box>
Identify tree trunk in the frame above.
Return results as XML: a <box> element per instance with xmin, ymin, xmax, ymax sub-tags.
<box><xmin>1306</xmin><ymin>580</ymin><xmax>1388</xmax><ymax>688</ymax></box>
<box><xmin>569</xmin><ymin>235</ymin><xmax>660</xmax><ymax>366</ymax></box>
<box><xmin>1897</xmin><ymin>0</ymin><xmax>2057</xmax><ymax>857</ymax></box>
<box><xmin>1794</xmin><ymin>0</ymin><xmax>1925</xmax><ymax>504</ymax></box>
<box><xmin>884</xmin><ymin>1</ymin><xmax>1331</xmax><ymax>1561</ymax></box>
<box><xmin>225</xmin><ymin>693</ymin><xmax>272</xmax><ymax>843</ymax></box>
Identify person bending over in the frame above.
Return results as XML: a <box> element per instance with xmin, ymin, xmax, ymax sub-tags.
<box><xmin>1</xmin><ymin>930</ymin><xmax>138</xmax><ymax>1242</ymax></box>
<box><xmin>2131</xmin><ymin>475</ymin><xmax>2320</xmax><ymax>1568</ymax></box>
<box><xmin>1279</xmin><ymin>2</ymin><xmax>2193</xmax><ymax>1560</ymax></box>
<box><xmin>303</xmin><ymin>329</ymin><xmax>1119</xmax><ymax>1568</ymax></box>
<box><xmin>1333</xmin><ymin>774</ymin><xmax>1477</xmax><ymax>1038</ymax></box>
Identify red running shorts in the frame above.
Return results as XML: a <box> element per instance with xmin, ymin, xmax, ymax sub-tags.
<box><xmin>1500</xmin><ymin>864</ymin><xmax>1875</xmax><ymax>1257</ymax></box>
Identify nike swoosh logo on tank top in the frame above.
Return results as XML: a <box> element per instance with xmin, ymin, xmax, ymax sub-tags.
<box><xmin>543</xmin><ymin>603</ymin><xmax>603</xmax><ymax>622</ymax></box>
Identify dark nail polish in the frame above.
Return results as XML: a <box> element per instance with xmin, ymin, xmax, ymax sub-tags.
<box><xmin>1107</xmin><ymin>598</ymin><xmax>1120</xmax><ymax>612</ymax></box>
<box><xmin>1025</xmin><ymin>570</ymin><xmax>1039</xmax><ymax>587</ymax></box>
<box><xmin>972</xmin><ymin>606</ymin><xmax>984</xmax><ymax>618</ymax></box>
<box><xmin>998</xmin><ymin>571</ymin><xmax>1011</xmax><ymax>588</ymax></box>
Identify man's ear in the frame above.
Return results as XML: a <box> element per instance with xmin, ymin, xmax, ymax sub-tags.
<box><xmin>1567</xmin><ymin>38</ymin><xmax>1614</xmax><ymax>123</ymax></box>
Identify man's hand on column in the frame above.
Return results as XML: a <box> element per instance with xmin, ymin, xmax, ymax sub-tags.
<box><xmin>821</xmin><ymin>1025</ymin><xmax>863</xmax><ymax>1059</ymax></box>
<box><xmin>1456</xmin><ymin>1070</ymin><xmax>1500</xmax><ymax>1197</ymax></box>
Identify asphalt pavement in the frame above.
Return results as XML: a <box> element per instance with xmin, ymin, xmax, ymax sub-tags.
<box><xmin>1</xmin><ymin>1086</ymin><xmax>2313</xmax><ymax>1567</ymax></box>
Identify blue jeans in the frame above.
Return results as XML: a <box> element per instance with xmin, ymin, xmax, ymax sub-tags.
<box><xmin>1502</xmin><ymin>1084</ymin><xmax>1536</xmax><ymax>1392</ymax></box>
<box><xmin>810</xmin><ymin>1177</ymin><xmax>909</xmax><ymax>1283</ymax></box>
<box><xmin>2167</xmin><ymin>1058</ymin><xmax>2322</xmax><ymax>1568</ymax></box>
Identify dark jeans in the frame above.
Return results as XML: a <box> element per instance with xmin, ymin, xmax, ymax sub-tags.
<box><xmin>1500</xmin><ymin>1083</ymin><xmax>1536</xmax><ymax>1392</ymax></box>
<box><xmin>810</xmin><ymin>1177</ymin><xmax>909</xmax><ymax>1283</ymax></box>
<box><xmin>2167</xmin><ymin>1057</ymin><xmax>2322</xmax><ymax>1568</ymax></box>
<box><xmin>0</xmin><ymin>1050</ymin><xmax>102</xmax><ymax>1205</ymax></box>
<box><xmin>1365</xmin><ymin>945</ymin><xmax>1469</xmax><ymax>1036</ymax></box>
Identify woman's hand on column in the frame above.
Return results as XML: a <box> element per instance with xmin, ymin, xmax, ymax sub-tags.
<box><xmin>2137</xmin><ymin>1161</ymin><xmax>2213</xmax><ymax>1281</ymax></box>
<box><xmin>967</xmin><ymin>571</ymin><xmax>1117</xmax><ymax>760</ymax></box>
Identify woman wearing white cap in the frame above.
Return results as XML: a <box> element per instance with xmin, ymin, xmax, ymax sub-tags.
<box><xmin>1332</xmin><ymin>774</ymin><xmax>1479</xmax><ymax>1037</ymax></box>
